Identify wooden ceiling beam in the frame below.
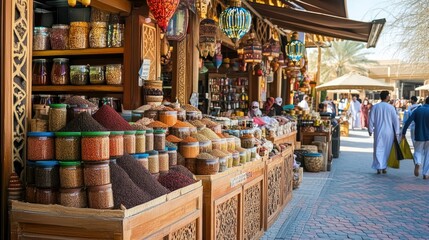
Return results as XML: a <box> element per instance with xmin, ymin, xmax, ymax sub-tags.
<box><xmin>78</xmin><ymin>0</ymin><xmax>132</xmax><ymax>14</ymax></box>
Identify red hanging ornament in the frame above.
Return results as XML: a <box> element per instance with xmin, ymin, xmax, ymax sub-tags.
<box><xmin>147</xmin><ymin>0</ymin><xmax>180</xmax><ymax>33</ymax></box>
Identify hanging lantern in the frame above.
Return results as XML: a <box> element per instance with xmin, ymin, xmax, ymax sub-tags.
<box><xmin>243</xmin><ymin>33</ymin><xmax>262</xmax><ymax>64</ymax></box>
<box><xmin>147</xmin><ymin>0</ymin><xmax>180</xmax><ymax>33</ymax></box>
<box><xmin>285</xmin><ymin>31</ymin><xmax>306</xmax><ymax>62</ymax></box>
<box><xmin>166</xmin><ymin>4</ymin><xmax>189</xmax><ymax>41</ymax></box>
<box><xmin>199</xmin><ymin>18</ymin><xmax>217</xmax><ymax>58</ymax></box>
<box><xmin>195</xmin><ymin>0</ymin><xmax>210</xmax><ymax>19</ymax></box>
<box><xmin>262</xmin><ymin>36</ymin><xmax>280</xmax><ymax>60</ymax></box>
<box><xmin>219</xmin><ymin>0</ymin><xmax>252</xmax><ymax>43</ymax></box>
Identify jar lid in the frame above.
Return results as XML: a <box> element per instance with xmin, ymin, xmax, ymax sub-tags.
<box><xmin>59</xmin><ymin>161</ymin><xmax>81</xmax><ymax>167</ymax></box>
<box><xmin>53</xmin><ymin>58</ymin><xmax>69</xmax><ymax>62</ymax></box>
<box><xmin>110</xmin><ymin>131</ymin><xmax>125</xmax><ymax>135</ymax></box>
<box><xmin>91</xmin><ymin>21</ymin><xmax>107</xmax><ymax>27</ymax></box>
<box><xmin>34</xmin><ymin>26</ymin><xmax>49</xmax><ymax>32</ymax></box>
<box><xmin>52</xmin><ymin>24</ymin><xmax>69</xmax><ymax>29</ymax></box>
<box><xmin>33</xmin><ymin>59</ymin><xmax>47</xmax><ymax>62</ymax></box>
<box><xmin>49</xmin><ymin>103</ymin><xmax>67</xmax><ymax>108</ymax></box>
<box><xmin>147</xmin><ymin>150</ymin><xmax>158</xmax><ymax>155</ymax></box>
<box><xmin>81</xmin><ymin>131</ymin><xmax>110</xmax><ymax>137</ymax></box>
<box><xmin>70</xmin><ymin>21</ymin><xmax>89</xmax><ymax>27</ymax></box>
<box><xmin>168</xmin><ymin>146</ymin><xmax>177</xmax><ymax>151</ymax></box>
<box><xmin>135</xmin><ymin>130</ymin><xmax>146</xmax><ymax>134</ymax></box>
<box><xmin>26</xmin><ymin>160</ymin><xmax>36</xmax><ymax>166</ymax></box>
<box><xmin>28</xmin><ymin>131</ymin><xmax>55</xmax><ymax>137</ymax></box>
<box><xmin>36</xmin><ymin>160</ymin><xmax>59</xmax><ymax>167</ymax></box>
<box><xmin>60</xmin><ymin>187</ymin><xmax>84</xmax><ymax>193</ymax></box>
<box><xmin>145</xmin><ymin>129</ymin><xmax>154</xmax><ymax>133</ymax></box>
<box><xmin>70</xmin><ymin>65</ymin><xmax>89</xmax><ymax>69</ymax></box>
<box><xmin>83</xmin><ymin>160</ymin><xmax>110</xmax><ymax>166</ymax></box>
<box><xmin>124</xmin><ymin>130</ymin><xmax>137</xmax><ymax>135</ymax></box>
<box><xmin>55</xmin><ymin>132</ymin><xmax>81</xmax><ymax>137</ymax></box>
<box><xmin>153</xmin><ymin>129</ymin><xmax>166</xmax><ymax>134</ymax></box>
<box><xmin>134</xmin><ymin>153</ymin><xmax>149</xmax><ymax>158</ymax></box>
<box><xmin>87</xmin><ymin>183</ymin><xmax>112</xmax><ymax>192</ymax></box>
<box><xmin>158</xmin><ymin>150</ymin><xmax>167</xmax><ymax>154</ymax></box>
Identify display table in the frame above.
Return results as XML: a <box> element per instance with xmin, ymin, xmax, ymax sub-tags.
<box><xmin>267</xmin><ymin>131</ymin><xmax>297</xmax><ymax>148</ymax></box>
<box><xmin>11</xmin><ymin>182</ymin><xmax>203</xmax><ymax>240</ymax></box>
<box><xmin>299</xmin><ymin>127</ymin><xmax>332</xmax><ymax>171</ymax></box>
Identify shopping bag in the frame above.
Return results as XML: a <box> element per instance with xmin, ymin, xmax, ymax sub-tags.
<box><xmin>393</xmin><ymin>135</ymin><xmax>404</xmax><ymax>161</ymax></box>
<box><xmin>387</xmin><ymin>143</ymin><xmax>400</xmax><ymax>169</ymax></box>
<box><xmin>400</xmin><ymin>138</ymin><xmax>414</xmax><ymax>160</ymax></box>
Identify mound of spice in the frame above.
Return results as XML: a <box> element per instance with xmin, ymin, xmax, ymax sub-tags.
<box><xmin>169</xmin><ymin>165</ymin><xmax>195</xmax><ymax>179</ymax></box>
<box><xmin>109</xmin><ymin>162</ymin><xmax>153</xmax><ymax>209</ymax></box>
<box><xmin>166</xmin><ymin>134</ymin><xmax>182</xmax><ymax>143</ymax></box>
<box><xmin>130</xmin><ymin>123</ymin><xmax>148</xmax><ymax>130</ymax></box>
<box><xmin>147</xmin><ymin>121</ymin><xmax>169</xmax><ymax>129</ymax></box>
<box><xmin>181</xmin><ymin>136</ymin><xmax>198</xmax><ymax>143</ymax></box>
<box><xmin>116</xmin><ymin>154</ymin><xmax>170</xmax><ymax>198</ymax></box>
<box><xmin>163</xmin><ymin>106</ymin><xmax>175</xmax><ymax>111</ymax></box>
<box><xmin>182</xmin><ymin>104</ymin><xmax>200</xmax><ymax>112</ymax></box>
<box><xmin>135</xmin><ymin>117</ymin><xmax>153</xmax><ymax>126</ymax></box>
<box><xmin>198</xmin><ymin>128</ymin><xmax>220</xmax><ymax>140</ymax></box>
<box><xmin>63</xmin><ymin>96</ymin><xmax>98</xmax><ymax>108</ymax></box>
<box><xmin>93</xmin><ymin>105</ymin><xmax>134</xmax><ymax>131</ymax></box>
<box><xmin>60</xmin><ymin>112</ymin><xmax>107</xmax><ymax>132</ymax></box>
<box><xmin>196</xmin><ymin>152</ymin><xmax>216</xmax><ymax>160</ymax></box>
<box><xmin>189</xmin><ymin>120</ymin><xmax>206</xmax><ymax>128</ymax></box>
<box><xmin>158</xmin><ymin>171</ymin><xmax>195</xmax><ymax>191</ymax></box>
<box><xmin>201</xmin><ymin>118</ymin><xmax>219</xmax><ymax>128</ymax></box>
<box><xmin>191</xmin><ymin>133</ymin><xmax>210</xmax><ymax>142</ymax></box>
<box><xmin>210</xmin><ymin>149</ymin><xmax>228</xmax><ymax>158</ymax></box>
<box><xmin>172</xmin><ymin>120</ymin><xmax>189</xmax><ymax>128</ymax></box>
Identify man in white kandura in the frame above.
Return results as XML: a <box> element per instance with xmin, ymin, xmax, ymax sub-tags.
<box><xmin>298</xmin><ymin>95</ymin><xmax>309</xmax><ymax>110</ymax></box>
<box><xmin>368</xmin><ymin>91</ymin><xmax>400</xmax><ymax>174</ymax></box>
<box><xmin>349</xmin><ymin>96</ymin><xmax>361</xmax><ymax>130</ymax></box>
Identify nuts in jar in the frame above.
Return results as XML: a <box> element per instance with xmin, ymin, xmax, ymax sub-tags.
<box><xmin>69</xmin><ymin>22</ymin><xmax>89</xmax><ymax>49</ymax></box>
<box><xmin>89</xmin><ymin>65</ymin><xmax>106</xmax><ymax>84</ymax></box>
<box><xmin>33</xmin><ymin>27</ymin><xmax>50</xmax><ymax>50</ymax></box>
<box><xmin>51</xmin><ymin>58</ymin><xmax>70</xmax><ymax>85</ymax></box>
<box><xmin>49</xmin><ymin>104</ymin><xmax>67</xmax><ymax>132</ymax></box>
<box><xmin>89</xmin><ymin>22</ymin><xmax>107</xmax><ymax>48</ymax></box>
<box><xmin>59</xmin><ymin>161</ymin><xmax>83</xmax><ymax>189</ymax></box>
<box><xmin>70</xmin><ymin>65</ymin><xmax>89</xmax><ymax>85</ymax></box>
<box><xmin>105</xmin><ymin>64</ymin><xmax>123</xmax><ymax>85</ymax></box>
<box><xmin>50</xmin><ymin>24</ymin><xmax>69</xmax><ymax>50</ymax></box>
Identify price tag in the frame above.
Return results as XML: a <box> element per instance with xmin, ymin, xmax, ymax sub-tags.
<box><xmin>138</xmin><ymin>59</ymin><xmax>151</xmax><ymax>86</ymax></box>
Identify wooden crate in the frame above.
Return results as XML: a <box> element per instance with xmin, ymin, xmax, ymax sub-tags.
<box><xmin>11</xmin><ymin>182</ymin><xmax>203</xmax><ymax>240</ymax></box>
<box><xmin>195</xmin><ymin>159</ymin><xmax>265</xmax><ymax>240</ymax></box>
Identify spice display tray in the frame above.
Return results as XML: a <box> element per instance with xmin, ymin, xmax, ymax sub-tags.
<box><xmin>10</xmin><ymin>181</ymin><xmax>203</xmax><ymax>240</ymax></box>
<box><xmin>32</xmin><ymin>47</ymin><xmax>124</xmax><ymax>57</ymax></box>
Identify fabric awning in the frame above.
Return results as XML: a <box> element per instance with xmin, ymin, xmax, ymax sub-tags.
<box><xmin>285</xmin><ymin>0</ymin><xmax>347</xmax><ymax>17</ymax></box>
<box><xmin>246</xmin><ymin>1</ymin><xmax>385</xmax><ymax>47</ymax></box>
<box><xmin>315</xmin><ymin>73</ymin><xmax>394</xmax><ymax>91</ymax></box>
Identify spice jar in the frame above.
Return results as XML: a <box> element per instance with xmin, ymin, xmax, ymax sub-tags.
<box><xmin>241</xmin><ymin>134</ymin><xmax>255</xmax><ymax>148</ymax></box>
<box><xmin>36</xmin><ymin>188</ymin><xmax>57</xmax><ymax>205</ymax></box>
<box><xmin>35</xmin><ymin>160</ymin><xmax>60</xmax><ymax>188</ymax></box>
<box><xmin>49</xmin><ymin>104</ymin><xmax>67</xmax><ymax>132</ymax></box>
<box><xmin>50</xmin><ymin>24</ymin><xmax>69</xmax><ymax>50</ymax></box>
<box><xmin>154</xmin><ymin>129</ymin><xmax>166</xmax><ymax>151</ymax></box>
<box><xmin>83</xmin><ymin>160</ymin><xmax>110</xmax><ymax>187</ymax></box>
<box><xmin>199</xmin><ymin>140</ymin><xmax>212</xmax><ymax>153</ymax></box>
<box><xmin>60</xmin><ymin>188</ymin><xmax>87</xmax><ymax>208</ymax></box>
<box><xmin>105</xmin><ymin>64</ymin><xmax>123</xmax><ymax>85</ymax></box>
<box><xmin>109</xmin><ymin>131</ymin><xmax>124</xmax><ymax>158</ymax></box>
<box><xmin>123</xmin><ymin>130</ymin><xmax>136</xmax><ymax>154</ymax></box>
<box><xmin>226</xmin><ymin>137</ymin><xmax>236</xmax><ymax>151</ymax></box>
<box><xmin>180</xmin><ymin>138</ymin><xmax>200</xmax><ymax>159</ymax></box>
<box><xmin>32</xmin><ymin>59</ymin><xmax>49</xmax><ymax>85</ymax></box>
<box><xmin>232</xmin><ymin>151</ymin><xmax>240</xmax><ymax>167</ymax></box>
<box><xmin>69</xmin><ymin>22</ymin><xmax>89</xmax><ymax>49</ymax></box>
<box><xmin>211</xmin><ymin>139</ymin><xmax>223</xmax><ymax>151</ymax></box>
<box><xmin>158</xmin><ymin>150</ymin><xmax>169</xmax><ymax>173</ymax></box>
<box><xmin>135</xmin><ymin>130</ymin><xmax>146</xmax><ymax>154</ymax></box>
<box><xmin>89</xmin><ymin>22</ymin><xmax>107</xmax><ymax>48</ymax></box>
<box><xmin>239</xmin><ymin>150</ymin><xmax>247</xmax><ymax>164</ymax></box>
<box><xmin>89</xmin><ymin>65</ymin><xmax>106</xmax><ymax>84</ymax></box>
<box><xmin>170</xmin><ymin>127</ymin><xmax>190</xmax><ymax>139</ymax></box>
<box><xmin>26</xmin><ymin>161</ymin><xmax>36</xmax><ymax>185</ymax></box>
<box><xmin>107</xmin><ymin>23</ymin><xmax>124</xmax><ymax>47</ymax></box>
<box><xmin>134</xmin><ymin>153</ymin><xmax>149</xmax><ymax>170</ymax></box>
<box><xmin>87</xmin><ymin>183</ymin><xmax>114</xmax><ymax>209</ymax></box>
<box><xmin>33</xmin><ymin>26</ymin><xmax>50</xmax><ymax>50</ymax></box>
<box><xmin>59</xmin><ymin>161</ymin><xmax>83</xmax><ymax>189</ymax></box>
<box><xmin>159</xmin><ymin>111</ymin><xmax>177</xmax><ymax>127</ymax></box>
<box><xmin>55</xmin><ymin>132</ymin><xmax>81</xmax><ymax>161</ymax></box>
<box><xmin>147</xmin><ymin>150</ymin><xmax>159</xmax><ymax>174</ymax></box>
<box><xmin>145</xmin><ymin>129</ymin><xmax>154</xmax><ymax>151</ymax></box>
<box><xmin>70</xmin><ymin>65</ymin><xmax>89</xmax><ymax>85</ymax></box>
<box><xmin>51</xmin><ymin>58</ymin><xmax>69</xmax><ymax>85</ymax></box>
<box><xmin>167</xmin><ymin>146</ymin><xmax>177</xmax><ymax>166</ymax></box>
<box><xmin>218</xmin><ymin>157</ymin><xmax>228</xmax><ymax>172</ymax></box>
<box><xmin>196</xmin><ymin>153</ymin><xmax>219</xmax><ymax>175</ymax></box>
<box><xmin>81</xmin><ymin>132</ymin><xmax>110</xmax><ymax>161</ymax></box>
<box><xmin>186</xmin><ymin>111</ymin><xmax>199</xmax><ymax>121</ymax></box>
<box><xmin>27</xmin><ymin>132</ymin><xmax>55</xmax><ymax>161</ymax></box>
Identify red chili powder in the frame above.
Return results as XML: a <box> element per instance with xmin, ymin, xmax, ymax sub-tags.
<box><xmin>92</xmin><ymin>105</ymin><xmax>133</xmax><ymax>131</ymax></box>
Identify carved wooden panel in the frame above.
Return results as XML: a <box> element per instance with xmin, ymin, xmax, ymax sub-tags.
<box><xmin>170</xmin><ymin>220</ymin><xmax>197</xmax><ymax>240</ymax></box>
<box><xmin>284</xmin><ymin>153</ymin><xmax>294</xmax><ymax>196</ymax></box>
<box><xmin>176</xmin><ymin>39</ymin><xmax>187</xmax><ymax>104</ymax></box>
<box><xmin>255</xmin><ymin>18</ymin><xmax>269</xmax><ymax>44</ymax></box>
<box><xmin>267</xmin><ymin>165</ymin><xmax>282</xmax><ymax>218</ymax></box>
<box><xmin>215</xmin><ymin>195</ymin><xmax>238</xmax><ymax>240</ymax></box>
<box><xmin>243</xmin><ymin>182</ymin><xmax>262</xmax><ymax>240</ymax></box>
<box><xmin>141</xmin><ymin>23</ymin><xmax>159</xmax><ymax>81</ymax></box>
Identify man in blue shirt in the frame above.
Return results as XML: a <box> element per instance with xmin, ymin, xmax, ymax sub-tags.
<box><xmin>402</xmin><ymin>97</ymin><xmax>429</xmax><ymax>179</ymax></box>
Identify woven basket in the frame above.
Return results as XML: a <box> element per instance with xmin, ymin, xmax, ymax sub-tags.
<box><xmin>300</xmin><ymin>145</ymin><xmax>318</xmax><ymax>153</ymax></box>
<box><xmin>304</xmin><ymin>152</ymin><xmax>323</xmax><ymax>172</ymax></box>
<box><xmin>145</xmin><ymin>95</ymin><xmax>163</xmax><ymax>102</ymax></box>
<box><xmin>144</xmin><ymin>80</ymin><xmax>163</xmax><ymax>90</ymax></box>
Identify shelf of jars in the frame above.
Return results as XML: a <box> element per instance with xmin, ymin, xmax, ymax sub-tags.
<box><xmin>32</xmin><ymin>47</ymin><xmax>124</xmax><ymax>57</ymax></box>
<box><xmin>32</xmin><ymin>85</ymin><xmax>124</xmax><ymax>93</ymax></box>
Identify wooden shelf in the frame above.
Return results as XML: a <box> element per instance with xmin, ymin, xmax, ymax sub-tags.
<box><xmin>32</xmin><ymin>85</ymin><xmax>124</xmax><ymax>93</ymax></box>
<box><xmin>32</xmin><ymin>48</ymin><xmax>124</xmax><ymax>57</ymax></box>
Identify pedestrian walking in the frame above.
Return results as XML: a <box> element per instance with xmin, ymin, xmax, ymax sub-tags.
<box><xmin>402</xmin><ymin>96</ymin><xmax>429</xmax><ymax>179</ymax></box>
<box><xmin>349</xmin><ymin>96</ymin><xmax>361</xmax><ymax>130</ymax></box>
<box><xmin>360</xmin><ymin>99</ymin><xmax>370</xmax><ymax>129</ymax></box>
<box><xmin>402</xmin><ymin>96</ymin><xmax>420</xmax><ymax>147</ymax></box>
<box><xmin>368</xmin><ymin>91</ymin><xmax>400</xmax><ymax>174</ymax></box>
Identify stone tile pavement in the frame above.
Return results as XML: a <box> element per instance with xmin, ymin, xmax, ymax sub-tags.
<box><xmin>262</xmin><ymin>130</ymin><xmax>429</xmax><ymax>240</ymax></box>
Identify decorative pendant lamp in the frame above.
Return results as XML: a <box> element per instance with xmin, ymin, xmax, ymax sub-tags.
<box><xmin>166</xmin><ymin>4</ymin><xmax>189</xmax><ymax>41</ymax></box>
<box><xmin>285</xmin><ymin>31</ymin><xmax>305</xmax><ymax>62</ymax></box>
<box><xmin>219</xmin><ymin>0</ymin><xmax>252</xmax><ymax>43</ymax></box>
<box><xmin>262</xmin><ymin>34</ymin><xmax>280</xmax><ymax>60</ymax></box>
<box><xmin>199</xmin><ymin>18</ymin><xmax>217</xmax><ymax>58</ymax></box>
<box><xmin>243</xmin><ymin>33</ymin><xmax>262</xmax><ymax>63</ymax></box>
<box><xmin>147</xmin><ymin>0</ymin><xmax>180</xmax><ymax>33</ymax></box>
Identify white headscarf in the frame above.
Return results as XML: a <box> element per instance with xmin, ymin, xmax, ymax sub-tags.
<box><xmin>275</xmin><ymin>97</ymin><xmax>282</xmax><ymax>106</ymax></box>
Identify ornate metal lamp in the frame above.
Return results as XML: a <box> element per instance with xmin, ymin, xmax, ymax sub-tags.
<box><xmin>199</xmin><ymin>18</ymin><xmax>217</xmax><ymax>58</ymax></box>
<box><xmin>166</xmin><ymin>4</ymin><xmax>189</xmax><ymax>41</ymax></box>
<box><xmin>262</xmin><ymin>35</ymin><xmax>280</xmax><ymax>60</ymax></box>
<box><xmin>243</xmin><ymin>33</ymin><xmax>262</xmax><ymax>64</ymax></box>
<box><xmin>285</xmin><ymin>31</ymin><xmax>305</xmax><ymax>62</ymax></box>
<box><xmin>147</xmin><ymin>0</ymin><xmax>180</xmax><ymax>33</ymax></box>
<box><xmin>219</xmin><ymin>0</ymin><xmax>252</xmax><ymax>43</ymax></box>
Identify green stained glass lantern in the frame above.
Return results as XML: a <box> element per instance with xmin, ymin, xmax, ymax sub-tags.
<box><xmin>285</xmin><ymin>32</ymin><xmax>305</xmax><ymax>61</ymax></box>
<box><xmin>219</xmin><ymin>0</ymin><xmax>252</xmax><ymax>43</ymax></box>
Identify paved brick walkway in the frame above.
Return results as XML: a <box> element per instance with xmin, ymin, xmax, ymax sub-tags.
<box><xmin>263</xmin><ymin>130</ymin><xmax>429</xmax><ymax>240</ymax></box>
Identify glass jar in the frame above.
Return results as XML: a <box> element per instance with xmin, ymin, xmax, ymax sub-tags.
<box><xmin>158</xmin><ymin>150</ymin><xmax>169</xmax><ymax>173</ymax></box>
<box><xmin>36</xmin><ymin>188</ymin><xmax>57</xmax><ymax>205</ymax></box>
<box><xmin>81</xmin><ymin>132</ymin><xmax>110</xmax><ymax>161</ymax></box>
<box><xmin>226</xmin><ymin>137</ymin><xmax>236</xmax><ymax>151</ymax></box>
<box><xmin>135</xmin><ymin>153</ymin><xmax>149</xmax><ymax>170</ymax></box>
<box><xmin>26</xmin><ymin>161</ymin><xmax>36</xmax><ymax>185</ymax></box>
<box><xmin>147</xmin><ymin>150</ymin><xmax>159</xmax><ymax>174</ymax></box>
<box><xmin>218</xmin><ymin>157</ymin><xmax>228</xmax><ymax>172</ymax></box>
<box><xmin>123</xmin><ymin>130</ymin><xmax>136</xmax><ymax>154</ymax></box>
<box><xmin>109</xmin><ymin>131</ymin><xmax>124</xmax><ymax>158</ymax></box>
<box><xmin>241</xmin><ymin>134</ymin><xmax>255</xmax><ymax>148</ymax></box>
<box><xmin>145</xmin><ymin>129</ymin><xmax>154</xmax><ymax>151</ymax></box>
<box><xmin>60</xmin><ymin>188</ymin><xmax>87</xmax><ymax>208</ymax></box>
<box><xmin>50</xmin><ymin>24</ymin><xmax>69</xmax><ymax>50</ymax></box>
<box><xmin>69</xmin><ymin>21</ymin><xmax>89</xmax><ymax>49</ymax></box>
<box><xmin>89</xmin><ymin>65</ymin><xmax>106</xmax><ymax>84</ymax></box>
<box><xmin>239</xmin><ymin>150</ymin><xmax>247</xmax><ymax>164</ymax></box>
<box><xmin>55</xmin><ymin>132</ymin><xmax>81</xmax><ymax>161</ymax></box>
<box><xmin>33</xmin><ymin>26</ymin><xmax>50</xmax><ymax>50</ymax></box>
<box><xmin>159</xmin><ymin>111</ymin><xmax>177</xmax><ymax>127</ymax></box>
<box><xmin>107</xmin><ymin>23</ymin><xmax>124</xmax><ymax>47</ymax></box>
<box><xmin>59</xmin><ymin>161</ymin><xmax>83</xmax><ymax>189</ymax></box>
<box><xmin>196</xmin><ymin>157</ymin><xmax>219</xmax><ymax>175</ymax></box>
<box><xmin>199</xmin><ymin>140</ymin><xmax>212</xmax><ymax>153</ymax></box>
<box><xmin>87</xmin><ymin>183</ymin><xmax>114</xmax><ymax>209</ymax></box>
<box><xmin>170</xmin><ymin>127</ymin><xmax>190</xmax><ymax>139</ymax></box>
<box><xmin>232</xmin><ymin>151</ymin><xmax>240</xmax><ymax>167</ymax></box>
<box><xmin>51</xmin><ymin>58</ymin><xmax>70</xmax><ymax>85</ymax></box>
<box><xmin>186</xmin><ymin>111</ymin><xmax>199</xmax><ymax>121</ymax></box>
<box><xmin>26</xmin><ymin>185</ymin><xmax>37</xmax><ymax>203</ymax></box>
<box><xmin>211</xmin><ymin>139</ymin><xmax>222</xmax><ymax>151</ymax></box>
<box><xmin>105</xmin><ymin>64</ymin><xmax>123</xmax><ymax>85</ymax></box>
<box><xmin>89</xmin><ymin>22</ymin><xmax>107</xmax><ymax>48</ymax></box>
<box><xmin>179</xmin><ymin>141</ymin><xmax>200</xmax><ymax>159</ymax></box>
<box><xmin>154</xmin><ymin>129</ymin><xmax>166</xmax><ymax>151</ymax></box>
<box><xmin>168</xmin><ymin>146</ymin><xmax>177</xmax><ymax>166</ymax></box>
<box><xmin>27</xmin><ymin>132</ymin><xmax>55</xmax><ymax>161</ymax></box>
<box><xmin>83</xmin><ymin>160</ymin><xmax>110</xmax><ymax>187</ymax></box>
<box><xmin>35</xmin><ymin>161</ymin><xmax>60</xmax><ymax>188</ymax></box>
<box><xmin>49</xmin><ymin>103</ymin><xmax>67</xmax><ymax>131</ymax></box>
<box><xmin>135</xmin><ymin>130</ymin><xmax>146</xmax><ymax>154</ymax></box>
<box><xmin>220</xmin><ymin>138</ymin><xmax>227</xmax><ymax>151</ymax></box>
<box><xmin>32</xmin><ymin>59</ymin><xmax>49</xmax><ymax>85</ymax></box>
<box><xmin>70</xmin><ymin>65</ymin><xmax>89</xmax><ymax>85</ymax></box>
